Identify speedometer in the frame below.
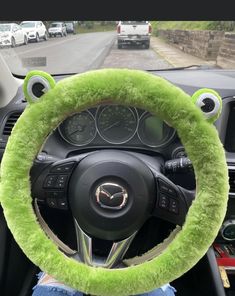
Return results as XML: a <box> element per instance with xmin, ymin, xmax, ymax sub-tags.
<box><xmin>137</xmin><ymin>112</ymin><xmax>175</xmax><ymax>147</ymax></box>
<box><xmin>58</xmin><ymin>110</ymin><xmax>96</xmax><ymax>146</ymax></box>
<box><xmin>96</xmin><ymin>105</ymin><xmax>138</xmax><ymax>144</ymax></box>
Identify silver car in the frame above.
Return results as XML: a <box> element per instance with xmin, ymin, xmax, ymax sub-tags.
<box><xmin>48</xmin><ymin>22</ymin><xmax>67</xmax><ymax>37</ymax></box>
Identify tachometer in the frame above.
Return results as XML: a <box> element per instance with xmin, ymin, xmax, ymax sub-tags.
<box><xmin>96</xmin><ymin>105</ymin><xmax>138</xmax><ymax>144</ymax></box>
<box><xmin>58</xmin><ymin>110</ymin><xmax>96</xmax><ymax>146</ymax></box>
<box><xmin>137</xmin><ymin>112</ymin><xmax>175</xmax><ymax>147</ymax></box>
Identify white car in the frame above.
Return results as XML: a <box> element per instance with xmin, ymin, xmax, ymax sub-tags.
<box><xmin>20</xmin><ymin>21</ymin><xmax>48</xmax><ymax>42</ymax></box>
<box><xmin>48</xmin><ymin>22</ymin><xmax>67</xmax><ymax>37</ymax></box>
<box><xmin>117</xmin><ymin>21</ymin><xmax>152</xmax><ymax>49</ymax></box>
<box><xmin>0</xmin><ymin>23</ymin><xmax>28</xmax><ymax>47</ymax></box>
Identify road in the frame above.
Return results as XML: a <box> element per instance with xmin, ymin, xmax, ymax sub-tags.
<box><xmin>0</xmin><ymin>31</ymin><xmax>171</xmax><ymax>75</ymax></box>
<box><xmin>101</xmin><ymin>41</ymin><xmax>171</xmax><ymax>70</ymax></box>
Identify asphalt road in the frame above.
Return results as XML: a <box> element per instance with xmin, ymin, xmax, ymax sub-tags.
<box><xmin>0</xmin><ymin>31</ymin><xmax>171</xmax><ymax>75</ymax></box>
<box><xmin>102</xmin><ymin>40</ymin><xmax>171</xmax><ymax>70</ymax></box>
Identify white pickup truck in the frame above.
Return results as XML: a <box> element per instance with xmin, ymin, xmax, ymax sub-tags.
<box><xmin>117</xmin><ymin>21</ymin><xmax>152</xmax><ymax>49</ymax></box>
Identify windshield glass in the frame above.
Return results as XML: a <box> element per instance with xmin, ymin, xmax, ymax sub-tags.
<box><xmin>20</xmin><ymin>22</ymin><xmax>36</xmax><ymax>28</ymax></box>
<box><xmin>0</xmin><ymin>24</ymin><xmax>11</xmax><ymax>32</ymax></box>
<box><xmin>1</xmin><ymin>20</ymin><xmax>235</xmax><ymax>76</ymax></box>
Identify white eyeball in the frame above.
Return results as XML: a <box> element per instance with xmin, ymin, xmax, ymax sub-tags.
<box><xmin>26</xmin><ymin>75</ymin><xmax>51</xmax><ymax>101</ymax></box>
<box><xmin>195</xmin><ymin>92</ymin><xmax>221</xmax><ymax>119</ymax></box>
<box><xmin>191</xmin><ymin>88</ymin><xmax>222</xmax><ymax>123</ymax></box>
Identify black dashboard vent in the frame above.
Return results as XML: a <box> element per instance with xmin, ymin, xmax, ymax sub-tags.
<box><xmin>3</xmin><ymin>111</ymin><xmax>22</xmax><ymax>136</ymax></box>
<box><xmin>229</xmin><ymin>169</ymin><xmax>235</xmax><ymax>193</ymax></box>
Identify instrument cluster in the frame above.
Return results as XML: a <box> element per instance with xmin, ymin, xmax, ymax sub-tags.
<box><xmin>58</xmin><ymin>104</ymin><xmax>176</xmax><ymax>148</ymax></box>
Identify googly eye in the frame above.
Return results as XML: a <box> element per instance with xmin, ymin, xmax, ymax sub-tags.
<box><xmin>192</xmin><ymin>89</ymin><xmax>222</xmax><ymax>123</ymax></box>
<box><xmin>23</xmin><ymin>71</ymin><xmax>56</xmax><ymax>103</ymax></box>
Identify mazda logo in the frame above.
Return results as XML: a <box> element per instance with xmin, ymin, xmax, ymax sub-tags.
<box><xmin>95</xmin><ymin>183</ymin><xmax>128</xmax><ymax>210</ymax></box>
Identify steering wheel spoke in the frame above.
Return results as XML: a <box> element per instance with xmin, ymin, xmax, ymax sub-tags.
<box><xmin>31</xmin><ymin>153</ymin><xmax>90</xmax><ymax>210</ymax></box>
<box><xmin>74</xmin><ymin>219</ymin><xmax>136</xmax><ymax>268</ymax></box>
<box><xmin>152</xmin><ymin>175</ymin><xmax>195</xmax><ymax>226</ymax></box>
<box><xmin>141</xmin><ymin>159</ymin><xmax>195</xmax><ymax>226</ymax></box>
<box><xmin>74</xmin><ymin>220</ymin><xmax>93</xmax><ymax>265</ymax></box>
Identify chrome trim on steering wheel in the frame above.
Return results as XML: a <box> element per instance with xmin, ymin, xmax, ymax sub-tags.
<box><xmin>74</xmin><ymin>219</ymin><xmax>136</xmax><ymax>268</ymax></box>
<box><xmin>75</xmin><ymin>220</ymin><xmax>93</xmax><ymax>265</ymax></box>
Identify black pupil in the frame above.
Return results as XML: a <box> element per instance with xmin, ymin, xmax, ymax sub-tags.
<box><xmin>32</xmin><ymin>82</ymin><xmax>45</xmax><ymax>98</ymax></box>
<box><xmin>201</xmin><ymin>98</ymin><xmax>215</xmax><ymax>113</ymax></box>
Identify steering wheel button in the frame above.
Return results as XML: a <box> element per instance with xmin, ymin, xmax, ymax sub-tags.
<box><xmin>159</xmin><ymin>194</ymin><xmax>169</xmax><ymax>209</ymax></box>
<box><xmin>43</xmin><ymin>175</ymin><xmax>58</xmax><ymax>188</ymax></box>
<box><xmin>46</xmin><ymin>191</ymin><xmax>64</xmax><ymax>198</ymax></box>
<box><xmin>158</xmin><ymin>179</ymin><xmax>169</xmax><ymax>193</ymax></box>
<box><xmin>55</xmin><ymin>175</ymin><xmax>68</xmax><ymax>188</ymax></box>
<box><xmin>169</xmin><ymin>199</ymin><xmax>179</xmax><ymax>214</ymax></box>
<box><xmin>50</xmin><ymin>162</ymin><xmax>75</xmax><ymax>173</ymax></box>
<box><xmin>168</xmin><ymin>187</ymin><xmax>177</xmax><ymax>197</ymax></box>
<box><xmin>47</xmin><ymin>197</ymin><xmax>58</xmax><ymax>208</ymax></box>
<box><xmin>158</xmin><ymin>179</ymin><xmax>177</xmax><ymax>197</ymax></box>
<box><xmin>57</xmin><ymin>199</ymin><xmax>68</xmax><ymax>210</ymax></box>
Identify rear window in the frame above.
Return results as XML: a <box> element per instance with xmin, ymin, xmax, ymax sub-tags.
<box><xmin>51</xmin><ymin>23</ymin><xmax>61</xmax><ymax>27</ymax></box>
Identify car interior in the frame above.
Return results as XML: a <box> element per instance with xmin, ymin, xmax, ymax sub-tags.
<box><xmin>0</xmin><ymin>19</ymin><xmax>235</xmax><ymax>296</ymax></box>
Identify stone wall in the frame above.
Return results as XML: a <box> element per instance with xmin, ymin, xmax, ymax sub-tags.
<box><xmin>217</xmin><ymin>32</ymin><xmax>235</xmax><ymax>68</ymax></box>
<box><xmin>157</xmin><ymin>29</ymin><xmax>224</xmax><ymax>61</ymax></box>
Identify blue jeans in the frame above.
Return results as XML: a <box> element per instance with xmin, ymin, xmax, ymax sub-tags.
<box><xmin>32</xmin><ymin>272</ymin><xmax>176</xmax><ymax>296</ymax></box>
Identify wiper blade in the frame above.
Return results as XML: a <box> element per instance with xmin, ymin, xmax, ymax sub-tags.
<box><xmin>146</xmin><ymin>64</ymin><xmax>216</xmax><ymax>72</ymax></box>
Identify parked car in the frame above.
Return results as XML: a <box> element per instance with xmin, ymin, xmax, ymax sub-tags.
<box><xmin>65</xmin><ymin>22</ymin><xmax>76</xmax><ymax>34</ymax></box>
<box><xmin>20</xmin><ymin>21</ymin><xmax>48</xmax><ymax>42</ymax></box>
<box><xmin>48</xmin><ymin>22</ymin><xmax>67</xmax><ymax>37</ymax></box>
<box><xmin>117</xmin><ymin>21</ymin><xmax>152</xmax><ymax>49</ymax></box>
<box><xmin>0</xmin><ymin>23</ymin><xmax>28</xmax><ymax>47</ymax></box>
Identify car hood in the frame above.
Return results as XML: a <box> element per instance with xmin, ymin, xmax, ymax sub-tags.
<box><xmin>21</xmin><ymin>28</ymin><xmax>35</xmax><ymax>32</ymax></box>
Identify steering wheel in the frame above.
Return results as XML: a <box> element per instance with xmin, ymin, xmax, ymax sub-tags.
<box><xmin>0</xmin><ymin>69</ymin><xmax>229</xmax><ymax>296</ymax></box>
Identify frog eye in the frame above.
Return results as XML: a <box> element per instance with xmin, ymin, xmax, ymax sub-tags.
<box><xmin>23</xmin><ymin>70</ymin><xmax>56</xmax><ymax>103</ymax></box>
<box><xmin>191</xmin><ymin>88</ymin><xmax>222</xmax><ymax>123</ymax></box>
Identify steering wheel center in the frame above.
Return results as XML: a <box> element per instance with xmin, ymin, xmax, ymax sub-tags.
<box><xmin>68</xmin><ymin>150</ymin><xmax>156</xmax><ymax>241</ymax></box>
<box><xmin>95</xmin><ymin>182</ymin><xmax>128</xmax><ymax>210</ymax></box>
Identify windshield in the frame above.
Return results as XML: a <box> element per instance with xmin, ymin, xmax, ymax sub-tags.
<box><xmin>0</xmin><ymin>24</ymin><xmax>11</xmax><ymax>32</ymax></box>
<box><xmin>20</xmin><ymin>22</ymin><xmax>36</xmax><ymax>28</ymax></box>
<box><xmin>1</xmin><ymin>20</ymin><xmax>235</xmax><ymax>76</ymax></box>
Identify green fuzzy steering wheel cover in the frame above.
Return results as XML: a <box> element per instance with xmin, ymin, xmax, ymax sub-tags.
<box><xmin>0</xmin><ymin>69</ymin><xmax>229</xmax><ymax>296</ymax></box>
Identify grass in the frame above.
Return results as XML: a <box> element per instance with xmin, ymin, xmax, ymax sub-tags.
<box><xmin>151</xmin><ymin>21</ymin><xmax>235</xmax><ymax>35</ymax></box>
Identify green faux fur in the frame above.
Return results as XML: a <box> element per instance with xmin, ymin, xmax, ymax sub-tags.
<box><xmin>0</xmin><ymin>69</ymin><xmax>229</xmax><ymax>296</ymax></box>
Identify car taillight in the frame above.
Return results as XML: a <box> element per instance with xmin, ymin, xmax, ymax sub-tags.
<box><xmin>148</xmin><ymin>24</ymin><xmax>152</xmax><ymax>34</ymax></box>
<box><xmin>117</xmin><ymin>25</ymin><xmax>120</xmax><ymax>34</ymax></box>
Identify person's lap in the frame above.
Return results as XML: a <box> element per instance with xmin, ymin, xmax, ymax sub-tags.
<box><xmin>32</xmin><ymin>272</ymin><xmax>176</xmax><ymax>296</ymax></box>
